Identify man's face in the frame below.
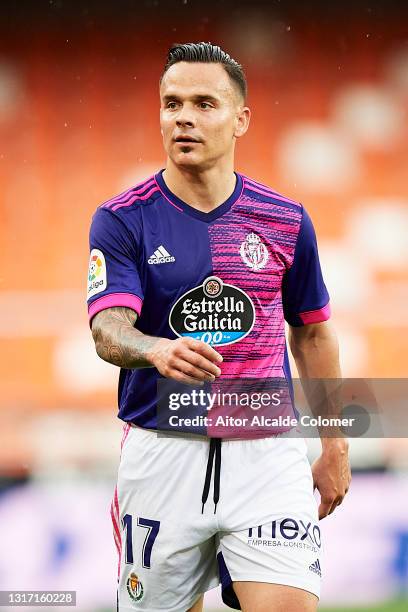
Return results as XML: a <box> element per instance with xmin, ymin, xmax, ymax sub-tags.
<box><xmin>160</xmin><ymin>62</ymin><xmax>249</xmax><ymax>171</ymax></box>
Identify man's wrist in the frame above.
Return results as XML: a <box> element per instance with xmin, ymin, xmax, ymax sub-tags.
<box><xmin>144</xmin><ymin>336</ymin><xmax>168</xmax><ymax>367</ymax></box>
<box><xmin>321</xmin><ymin>437</ymin><xmax>349</xmax><ymax>454</ymax></box>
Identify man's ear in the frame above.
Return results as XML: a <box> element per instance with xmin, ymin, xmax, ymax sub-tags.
<box><xmin>234</xmin><ymin>106</ymin><xmax>251</xmax><ymax>139</ymax></box>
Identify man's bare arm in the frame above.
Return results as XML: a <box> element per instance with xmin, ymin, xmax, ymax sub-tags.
<box><xmin>91</xmin><ymin>306</ymin><xmax>223</xmax><ymax>384</ymax></box>
<box><xmin>289</xmin><ymin>320</ymin><xmax>351</xmax><ymax>519</ymax></box>
<box><xmin>289</xmin><ymin>320</ymin><xmax>343</xmax><ymax>432</ymax></box>
<box><xmin>289</xmin><ymin>320</ymin><xmax>340</xmax><ymax>379</ymax></box>
<box><xmin>91</xmin><ymin>307</ymin><xmax>158</xmax><ymax>368</ymax></box>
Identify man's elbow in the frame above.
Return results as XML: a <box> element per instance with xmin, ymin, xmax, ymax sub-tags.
<box><xmin>91</xmin><ymin>321</ymin><xmax>105</xmax><ymax>359</ymax></box>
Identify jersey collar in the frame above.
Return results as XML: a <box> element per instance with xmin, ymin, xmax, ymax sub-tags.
<box><xmin>154</xmin><ymin>169</ymin><xmax>243</xmax><ymax>223</ymax></box>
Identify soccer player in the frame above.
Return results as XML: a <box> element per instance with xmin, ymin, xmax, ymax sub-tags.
<box><xmin>88</xmin><ymin>43</ymin><xmax>351</xmax><ymax>612</ymax></box>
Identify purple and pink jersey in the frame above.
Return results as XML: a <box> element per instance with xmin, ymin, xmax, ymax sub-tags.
<box><xmin>87</xmin><ymin>170</ymin><xmax>330</xmax><ymax>429</ymax></box>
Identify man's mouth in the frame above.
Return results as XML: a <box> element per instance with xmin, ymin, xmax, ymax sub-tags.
<box><xmin>174</xmin><ymin>136</ymin><xmax>201</xmax><ymax>144</ymax></box>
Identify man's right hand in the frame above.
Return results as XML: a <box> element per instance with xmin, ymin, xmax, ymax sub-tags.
<box><xmin>148</xmin><ymin>337</ymin><xmax>223</xmax><ymax>385</ymax></box>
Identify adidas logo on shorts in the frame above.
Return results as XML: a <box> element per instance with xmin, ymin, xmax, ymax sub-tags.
<box><xmin>148</xmin><ymin>245</ymin><xmax>175</xmax><ymax>265</ymax></box>
<box><xmin>309</xmin><ymin>558</ymin><xmax>322</xmax><ymax>577</ymax></box>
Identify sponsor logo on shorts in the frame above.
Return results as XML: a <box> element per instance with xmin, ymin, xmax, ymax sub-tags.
<box><xmin>126</xmin><ymin>571</ymin><xmax>144</xmax><ymax>602</ymax></box>
<box><xmin>87</xmin><ymin>248</ymin><xmax>107</xmax><ymax>298</ymax></box>
<box><xmin>240</xmin><ymin>233</ymin><xmax>269</xmax><ymax>271</ymax></box>
<box><xmin>309</xmin><ymin>558</ymin><xmax>322</xmax><ymax>577</ymax></box>
<box><xmin>169</xmin><ymin>276</ymin><xmax>256</xmax><ymax>346</ymax></box>
<box><xmin>247</xmin><ymin>517</ymin><xmax>321</xmax><ymax>553</ymax></box>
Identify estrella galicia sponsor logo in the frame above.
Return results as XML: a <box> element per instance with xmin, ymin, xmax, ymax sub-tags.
<box><xmin>247</xmin><ymin>518</ymin><xmax>321</xmax><ymax>552</ymax></box>
<box><xmin>169</xmin><ymin>276</ymin><xmax>255</xmax><ymax>346</ymax></box>
<box><xmin>309</xmin><ymin>558</ymin><xmax>322</xmax><ymax>577</ymax></box>
<box><xmin>126</xmin><ymin>571</ymin><xmax>144</xmax><ymax>602</ymax></box>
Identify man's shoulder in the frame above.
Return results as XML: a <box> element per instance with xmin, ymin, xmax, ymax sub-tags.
<box><xmin>96</xmin><ymin>173</ymin><xmax>162</xmax><ymax>215</ymax></box>
<box><xmin>240</xmin><ymin>173</ymin><xmax>302</xmax><ymax>212</ymax></box>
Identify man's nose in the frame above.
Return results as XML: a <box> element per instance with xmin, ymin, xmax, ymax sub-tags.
<box><xmin>176</xmin><ymin>105</ymin><xmax>195</xmax><ymax>128</ymax></box>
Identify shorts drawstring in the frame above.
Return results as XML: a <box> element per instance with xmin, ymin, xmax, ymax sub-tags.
<box><xmin>201</xmin><ymin>438</ymin><xmax>222</xmax><ymax>514</ymax></box>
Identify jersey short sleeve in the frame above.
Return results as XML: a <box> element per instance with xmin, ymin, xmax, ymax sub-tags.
<box><xmin>87</xmin><ymin>208</ymin><xmax>143</xmax><ymax>323</ymax></box>
<box><xmin>282</xmin><ymin>207</ymin><xmax>330</xmax><ymax>326</ymax></box>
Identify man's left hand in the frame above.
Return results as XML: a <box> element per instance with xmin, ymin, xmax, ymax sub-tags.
<box><xmin>311</xmin><ymin>440</ymin><xmax>351</xmax><ymax>519</ymax></box>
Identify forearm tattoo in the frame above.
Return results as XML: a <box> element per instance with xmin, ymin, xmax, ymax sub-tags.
<box><xmin>91</xmin><ymin>307</ymin><xmax>159</xmax><ymax>369</ymax></box>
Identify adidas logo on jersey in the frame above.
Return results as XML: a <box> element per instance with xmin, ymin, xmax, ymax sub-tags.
<box><xmin>309</xmin><ymin>558</ymin><xmax>322</xmax><ymax>577</ymax></box>
<box><xmin>148</xmin><ymin>245</ymin><xmax>175</xmax><ymax>265</ymax></box>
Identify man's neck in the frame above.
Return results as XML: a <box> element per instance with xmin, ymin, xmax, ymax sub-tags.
<box><xmin>162</xmin><ymin>161</ymin><xmax>237</xmax><ymax>213</ymax></box>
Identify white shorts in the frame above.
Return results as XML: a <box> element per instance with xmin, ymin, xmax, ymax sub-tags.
<box><xmin>112</xmin><ymin>424</ymin><xmax>322</xmax><ymax>612</ymax></box>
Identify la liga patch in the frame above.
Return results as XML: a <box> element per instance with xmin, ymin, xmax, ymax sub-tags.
<box><xmin>87</xmin><ymin>248</ymin><xmax>107</xmax><ymax>298</ymax></box>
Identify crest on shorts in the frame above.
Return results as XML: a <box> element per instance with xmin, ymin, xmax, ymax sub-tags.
<box><xmin>240</xmin><ymin>233</ymin><xmax>269</xmax><ymax>271</ymax></box>
<box><xmin>126</xmin><ymin>571</ymin><xmax>144</xmax><ymax>602</ymax></box>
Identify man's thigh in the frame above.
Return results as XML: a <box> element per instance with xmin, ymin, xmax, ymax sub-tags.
<box><xmin>115</xmin><ymin>426</ymin><xmax>220</xmax><ymax>611</ymax></box>
<box><xmin>187</xmin><ymin>594</ymin><xmax>204</xmax><ymax>612</ymax></box>
<box><xmin>233</xmin><ymin>582</ymin><xmax>318</xmax><ymax>612</ymax></box>
<box><xmin>217</xmin><ymin>514</ymin><xmax>322</xmax><ymax>610</ymax></box>
<box><xmin>217</xmin><ymin>436</ymin><xmax>322</xmax><ymax>609</ymax></box>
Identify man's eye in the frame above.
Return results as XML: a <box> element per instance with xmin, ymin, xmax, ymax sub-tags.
<box><xmin>167</xmin><ymin>102</ymin><xmax>178</xmax><ymax>109</ymax></box>
<box><xmin>199</xmin><ymin>102</ymin><xmax>212</xmax><ymax>109</ymax></box>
